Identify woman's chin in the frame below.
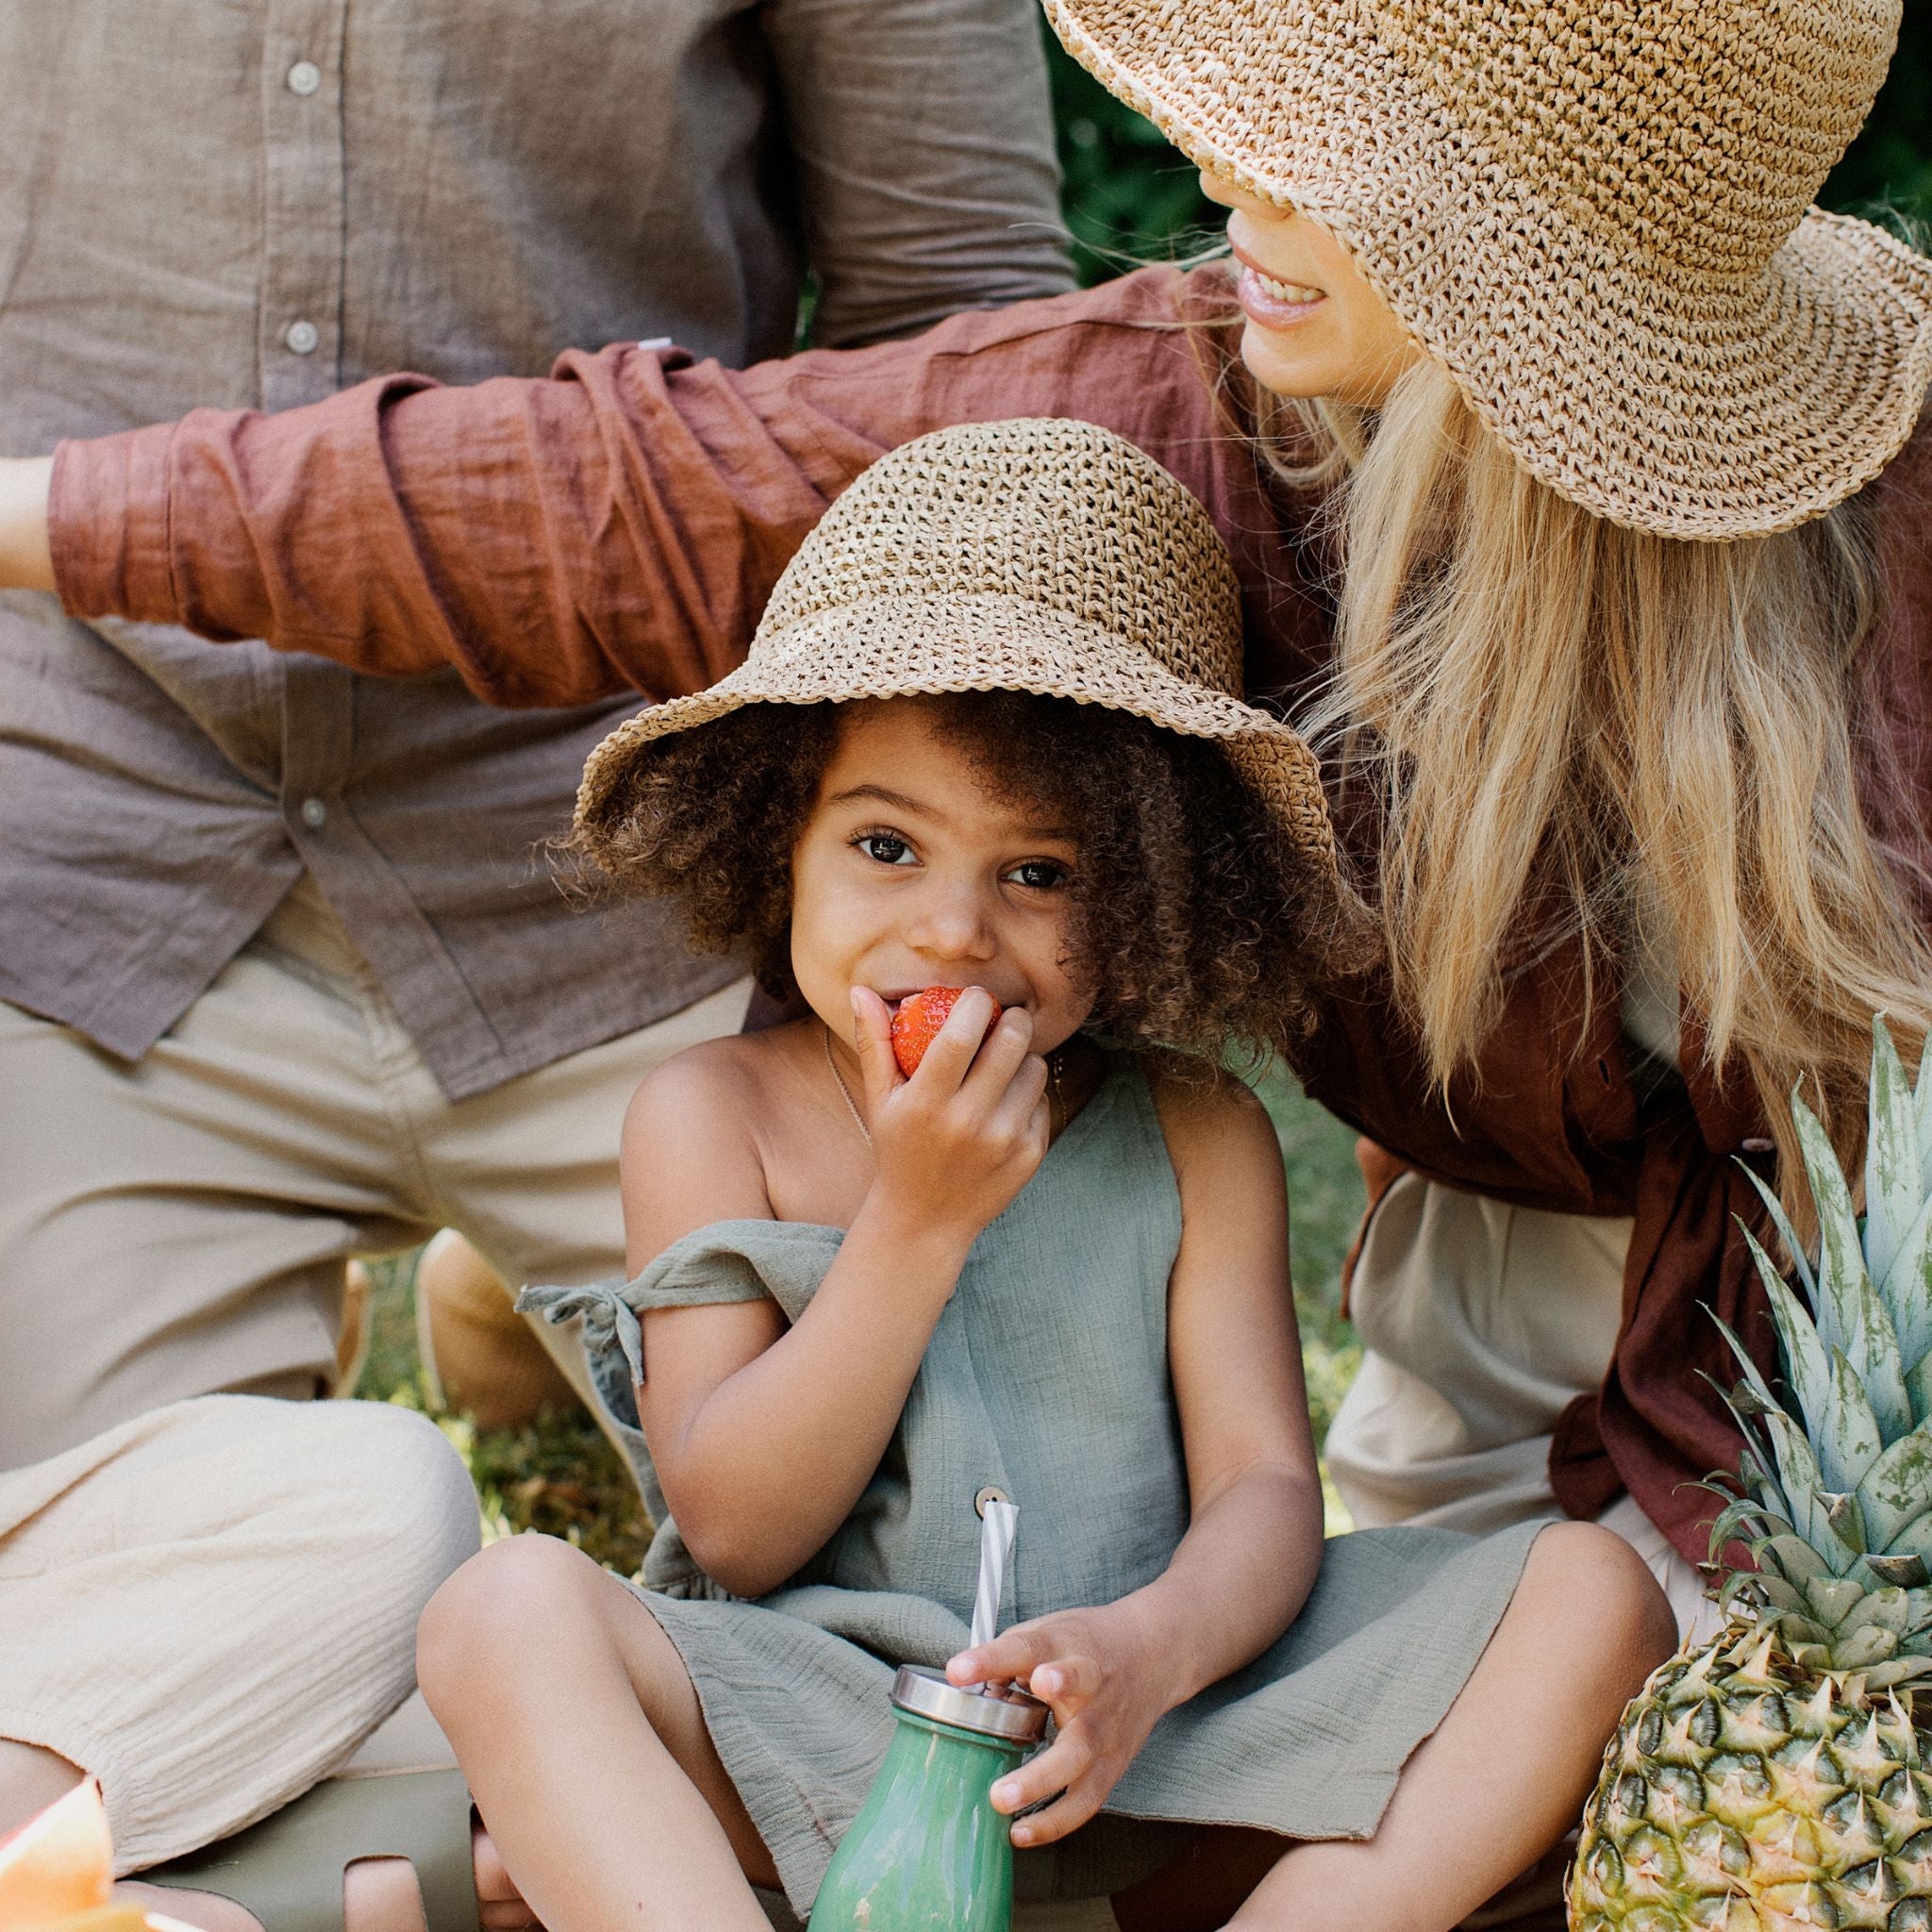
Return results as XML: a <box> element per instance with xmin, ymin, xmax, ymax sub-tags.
<box><xmin>1237</xmin><ymin>324</ymin><xmax>1340</xmax><ymax>403</ymax></box>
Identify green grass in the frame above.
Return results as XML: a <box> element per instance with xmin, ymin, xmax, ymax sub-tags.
<box><xmin>353</xmin><ymin>1074</ymin><xmax>1365</xmax><ymax>1568</ymax></box>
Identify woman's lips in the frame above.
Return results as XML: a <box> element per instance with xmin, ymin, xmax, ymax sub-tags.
<box><xmin>1236</xmin><ymin>261</ymin><xmax>1325</xmax><ymax>331</ymax></box>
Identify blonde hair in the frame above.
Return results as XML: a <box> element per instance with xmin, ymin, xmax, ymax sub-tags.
<box><xmin>1267</xmin><ymin>360</ymin><xmax>1932</xmax><ymax>1230</ymax></box>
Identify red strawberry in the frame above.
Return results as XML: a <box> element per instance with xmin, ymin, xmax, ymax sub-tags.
<box><xmin>890</xmin><ymin>986</ymin><xmax>1001</xmax><ymax>1077</ymax></box>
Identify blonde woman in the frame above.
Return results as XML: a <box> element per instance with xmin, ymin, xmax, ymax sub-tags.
<box><xmin>1</xmin><ymin>0</ymin><xmax>1929</xmax><ymax>1909</ymax></box>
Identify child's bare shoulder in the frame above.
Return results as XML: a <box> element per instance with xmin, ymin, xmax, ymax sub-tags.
<box><xmin>620</xmin><ymin>1033</ymin><xmax>782</xmax><ymax>1233</ymax></box>
<box><xmin>1142</xmin><ymin>1058</ymin><xmax>1284</xmax><ymax>1187</ymax></box>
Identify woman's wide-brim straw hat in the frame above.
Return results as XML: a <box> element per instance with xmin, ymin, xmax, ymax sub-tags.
<box><xmin>576</xmin><ymin>418</ymin><xmax>1336</xmax><ymax>874</ymax></box>
<box><xmin>1042</xmin><ymin>0</ymin><xmax>1932</xmax><ymax>541</ymax></box>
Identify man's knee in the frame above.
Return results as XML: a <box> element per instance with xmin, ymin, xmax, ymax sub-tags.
<box><xmin>292</xmin><ymin>1402</ymin><xmax>481</xmax><ymax>1624</ymax></box>
<box><xmin>158</xmin><ymin>1396</ymin><xmax>479</xmax><ymax>1652</ymax></box>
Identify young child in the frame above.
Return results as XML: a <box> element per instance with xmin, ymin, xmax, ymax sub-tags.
<box><xmin>415</xmin><ymin>419</ymin><xmax>1674</xmax><ymax>1932</ymax></box>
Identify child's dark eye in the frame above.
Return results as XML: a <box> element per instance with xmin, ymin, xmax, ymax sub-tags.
<box><xmin>856</xmin><ymin>832</ymin><xmax>915</xmax><ymax>867</ymax></box>
<box><xmin>1006</xmin><ymin>859</ymin><xmax>1068</xmax><ymax>891</ymax></box>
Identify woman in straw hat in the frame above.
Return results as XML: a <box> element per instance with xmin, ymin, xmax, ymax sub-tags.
<box><xmin>414</xmin><ymin>415</ymin><xmax>1674</xmax><ymax>1931</ymax></box>
<box><xmin>3</xmin><ymin>0</ymin><xmax>1929</xmax><ymax>1763</ymax></box>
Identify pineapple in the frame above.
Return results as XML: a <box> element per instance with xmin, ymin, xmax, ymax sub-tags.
<box><xmin>1570</xmin><ymin>1017</ymin><xmax>1932</xmax><ymax>1932</ymax></box>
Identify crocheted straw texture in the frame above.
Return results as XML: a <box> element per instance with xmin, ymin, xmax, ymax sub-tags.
<box><xmin>576</xmin><ymin>418</ymin><xmax>1335</xmax><ymax>874</ymax></box>
<box><xmin>1042</xmin><ymin>0</ymin><xmax>1932</xmax><ymax>541</ymax></box>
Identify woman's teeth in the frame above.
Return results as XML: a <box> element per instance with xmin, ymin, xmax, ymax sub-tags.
<box><xmin>1256</xmin><ymin>270</ymin><xmax>1323</xmax><ymax>305</ymax></box>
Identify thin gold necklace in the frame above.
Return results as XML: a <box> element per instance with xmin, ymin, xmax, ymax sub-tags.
<box><xmin>821</xmin><ymin>1021</ymin><xmax>1063</xmax><ymax>1146</ymax></box>
<box><xmin>823</xmin><ymin>1022</ymin><xmax>874</xmax><ymax>1145</ymax></box>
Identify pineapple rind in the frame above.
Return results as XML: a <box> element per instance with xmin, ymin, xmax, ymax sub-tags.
<box><xmin>1569</xmin><ymin>1630</ymin><xmax>1932</xmax><ymax>1932</ymax></box>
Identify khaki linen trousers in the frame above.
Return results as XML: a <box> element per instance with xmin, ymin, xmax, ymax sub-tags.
<box><xmin>1324</xmin><ymin>1171</ymin><xmax>1722</xmax><ymax>1644</ymax></box>
<box><xmin>0</xmin><ymin>874</ymin><xmax>750</xmax><ymax>1872</ymax></box>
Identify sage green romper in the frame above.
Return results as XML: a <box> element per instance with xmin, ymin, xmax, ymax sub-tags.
<box><xmin>522</xmin><ymin>1056</ymin><xmax>1543</xmax><ymax>1919</ymax></box>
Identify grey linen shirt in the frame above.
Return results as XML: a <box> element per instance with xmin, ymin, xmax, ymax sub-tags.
<box><xmin>0</xmin><ymin>0</ymin><xmax>1074</xmax><ymax>1098</ymax></box>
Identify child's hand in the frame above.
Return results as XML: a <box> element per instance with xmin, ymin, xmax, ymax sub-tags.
<box><xmin>944</xmin><ymin>1605</ymin><xmax>1176</xmax><ymax>1847</ymax></box>
<box><xmin>851</xmin><ymin>986</ymin><xmax>1050</xmax><ymax>1244</ymax></box>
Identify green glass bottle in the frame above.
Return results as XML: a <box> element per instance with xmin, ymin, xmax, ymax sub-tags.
<box><xmin>807</xmin><ymin>1666</ymin><xmax>1048</xmax><ymax>1932</ymax></box>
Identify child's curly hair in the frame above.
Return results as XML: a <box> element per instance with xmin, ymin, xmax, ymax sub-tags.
<box><xmin>575</xmin><ymin>691</ymin><xmax>1350</xmax><ymax>1062</ymax></box>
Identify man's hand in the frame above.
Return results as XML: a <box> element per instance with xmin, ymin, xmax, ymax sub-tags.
<box><xmin>0</xmin><ymin>457</ymin><xmax>55</xmax><ymax>591</ymax></box>
<box><xmin>945</xmin><ymin>1602</ymin><xmax>1179</xmax><ymax>1848</ymax></box>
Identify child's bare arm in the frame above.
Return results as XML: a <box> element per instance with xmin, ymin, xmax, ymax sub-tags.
<box><xmin>625</xmin><ymin>990</ymin><xmax>1049</xmax><ymax>1598</ymax></box>
<box><xmin>949</xmin><ymin>1073</ymin><xmax>1321</xmax><ymax>1844</ymax></box>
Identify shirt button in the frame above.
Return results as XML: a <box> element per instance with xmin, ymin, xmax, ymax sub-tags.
<box><xmin>287</xmin><ymin>59</ymin><xmax>323</xmax><ymax>96</ymax></box>
<box><xmin>299</xmin><ymin>796</ymin><xmax>328</xmax><ymax>829</ymax></box>
<box><xmin>973</xmin><ymin>1485</ymin><xmax>1010</xmax><ymax>1520</ymax></box>
<box><xmin>285</xmin><ymin>319</ymin><xmax>321</xmax><ymax>356</ymax></box>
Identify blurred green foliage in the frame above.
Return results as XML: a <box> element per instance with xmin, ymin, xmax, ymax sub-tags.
<box><xmin>1047</xmin><ymin>18</ymin><xmax>1932</xmax><ymax>284</ymax></box>
<box><xmin>1826</xmin><ymin>18</ymin><xmax>1932</xmax><ymax>226</ymax></box>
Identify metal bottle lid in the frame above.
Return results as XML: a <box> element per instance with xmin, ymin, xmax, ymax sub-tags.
<box><xmin>890</xmin><ymin>1665</ymin><xmax>1048</xmax><ymax>1743</ymax></box>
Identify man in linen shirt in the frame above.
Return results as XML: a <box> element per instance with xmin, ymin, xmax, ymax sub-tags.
<box><xmin>0</xmin><ymin>0</ymin><xmax>1073</xmax><ymax>1916</ymax></box>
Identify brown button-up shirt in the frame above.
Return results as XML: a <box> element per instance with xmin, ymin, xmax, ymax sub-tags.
<box><xmin>1</xmin><ymin>0</ymin><xmax>1074</xmax><ymax>1097</ymax></box>
<box><xmin>50</xmin><ymin>266</ymin><xmax>1932</xmax><ymax>1555</ymax></box>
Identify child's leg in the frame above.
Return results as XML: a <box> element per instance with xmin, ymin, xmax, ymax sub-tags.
<box><xmin>1218</xmin><ymin>1521</ymin><xmax>1676</xmax><ymax>1932</ymax></box>
<box><xmin>416</xmin><ymin>1533</ymin><xmax>779</xmax><ymax>1932</ymax></box>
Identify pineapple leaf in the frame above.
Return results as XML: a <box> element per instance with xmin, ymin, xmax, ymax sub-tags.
<box><xmin>1871</xmin><ymin>1507</ymin><xmax>1932</xmax><ymax>1574</ymax></box>
<box><xmin>1793</xmin><ymin>1090</ymin><xmax>1870</xmax><ymax>1360</ymax></box>
<box><xmin>1758</xmin><ymin>1531</ymin><xmax>1834</xmax><ymax>1587</ymax></box>
<box><xmin>1852</xmin><ymin>1275</ymin><xmax>1914</xmax><ymax>1440</ymax></box>
<box><xmin>1866</xmin><ymin>1016</ymin><xmax>1919</xmax><ymax>1291</ymax></box>
<box><xmin>1818</xmin><ymin>1346</ymin><xmax>1886</xmax><ymax>1494</ymax></box>
<box><xmin>1832</xmin><ymin>1624</ymin><xmax>1905</xmax><ymax>1669</ymax></box>
<box><xmin>1846</xmin><ymin>1588</ymin><xmax>1914</xmax><ymax>1638</ymax></box>
<box><xmin>1754</xmin><ymin>1574</ymin><xmax>1810</xmax><ymax>1613</ymax></box>
<box><xmin>1911</xmin><ymin>1349</ymin><xmax>1932</xmax><ymax>1429</ymax></box>
<box><xmin>1824</xmin><ymin>1487</ymin><xmax>1870</xmax><ymax>1552</ymax></box>
<box><xmin>1726</xmin><ymin>1445</ymin><xmax>1785</xmax><ymax>1520</ymax></box>
<box><xmin>1866</xmin><ymin>1553</ymin><xmax>1930</xmax><ymax>1588</ymax></box>
<box><xmin>1708</xmin><ymin>1491</ymin><xmax>1779</xmax><ymax>1557</ymax></box>
<box><xmin>1852</xmin><ymin>1412</ymin><xmax>1932</xmax><ymax>1548</ymax></box>
<box><xmin>1738</xmin><ymin>1159</ymin><xmax>1818</xmax><ymax>1300</ymax></box>
<box><xmin>1757</xmin><ymin>1407</ymin><xmax>1862</xmax><ymax>1570</ymax></box>
<box><xmin>1917</xmin><ymin>1032</ymin><xmax>1932</xmax><ymax>1196</ymax></box>
<box><xmin>1804</xmin><ymin>1574</ymin><xmax>1872</xmax><ymax>1626</ymax></box>
<box><xmin>1864</xmin><ymin>1657</ymin><xmax>1932</xmax><ymax>1690</ymax></box>
<box><xmin>1874</xmin><ymin>1188</ymin><xmax>1932</xmax><ymax>1383</ymax></box>
<box><xmin>1706</xmin><ymin>1324</ymin><xmax>1838</xmax><ymax>1520</ymax></box>
<box><xmin>1742</xmin><ymin>1229</ymin><xmax>1835</xmax><ymax>1439</ymax></box>
<box><xmin>1710</xmin><ymin>1309</ymin><xmax>1788</xmax><ymax>1420</ymax></box>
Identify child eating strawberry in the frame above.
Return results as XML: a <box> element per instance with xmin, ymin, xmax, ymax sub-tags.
<box><xmin>412</xmin><ymin>418</ymin><xmax>1673</xmax><ymax>1932</ymax></box>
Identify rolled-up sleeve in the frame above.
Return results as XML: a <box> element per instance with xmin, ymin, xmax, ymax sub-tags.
<box><xmin>51</xmin><ymin>269</ymin><xmax>1272</xmax><ymax>710</ymax></box>
<box><xmin>764</xmin><ymin>0</ymin><xmax>1076</xmax><ymax>349</ymax></box>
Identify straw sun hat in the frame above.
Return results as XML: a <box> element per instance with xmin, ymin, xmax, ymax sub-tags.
<box><xmin>575</xmin><ymin>418</ymin><xmax>1336</xmax><ymax>874</ymax></box>
<box><xmin>1042</xmin><ymin>0</ymin><xmax>1932</xmax><ymax>541</ymax></box>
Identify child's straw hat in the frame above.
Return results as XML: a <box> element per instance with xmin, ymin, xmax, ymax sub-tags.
<box><xmin>1042</xmin><ymin>0</ymin><xmax>1932</xmax><ymax>541</ymax></box>
<box><xmin>575</xmin><ymin>418</ymin><xmax>1336</xmax><ymax>874</ymax></box>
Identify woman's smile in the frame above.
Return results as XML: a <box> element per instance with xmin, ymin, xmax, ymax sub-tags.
<box><xmin>1205</xmin><ymin>175</ymin><xmax>1420</xmax><ymax>406</ymax></box>
<box><xmin>1233</xmin><ymin>257</ymin><xmax>1326</xmax><ymax>331</ymax></box>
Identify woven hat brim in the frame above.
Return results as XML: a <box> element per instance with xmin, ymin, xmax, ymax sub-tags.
<box><xmin>1043</xmin><ymin>0</ymin><xmax>1932</xmax><ymax>540</ymax></box>
<box><xmin>575</xmin><ymin>591</ymin><xmax>1337</xmax><ymax>874</ymax></box>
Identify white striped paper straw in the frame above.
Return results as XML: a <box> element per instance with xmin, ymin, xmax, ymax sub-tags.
<box><xmin>969</xmin><ymin>1498</ymin><xmax>1019</xmax><ymax>1659</ymax></box>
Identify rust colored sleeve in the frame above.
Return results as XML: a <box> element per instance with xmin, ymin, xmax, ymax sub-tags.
<box><xmin>50</xmin><ymin>270</ymin><xmax>1232</xmax><ymax>710</ymax></box>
